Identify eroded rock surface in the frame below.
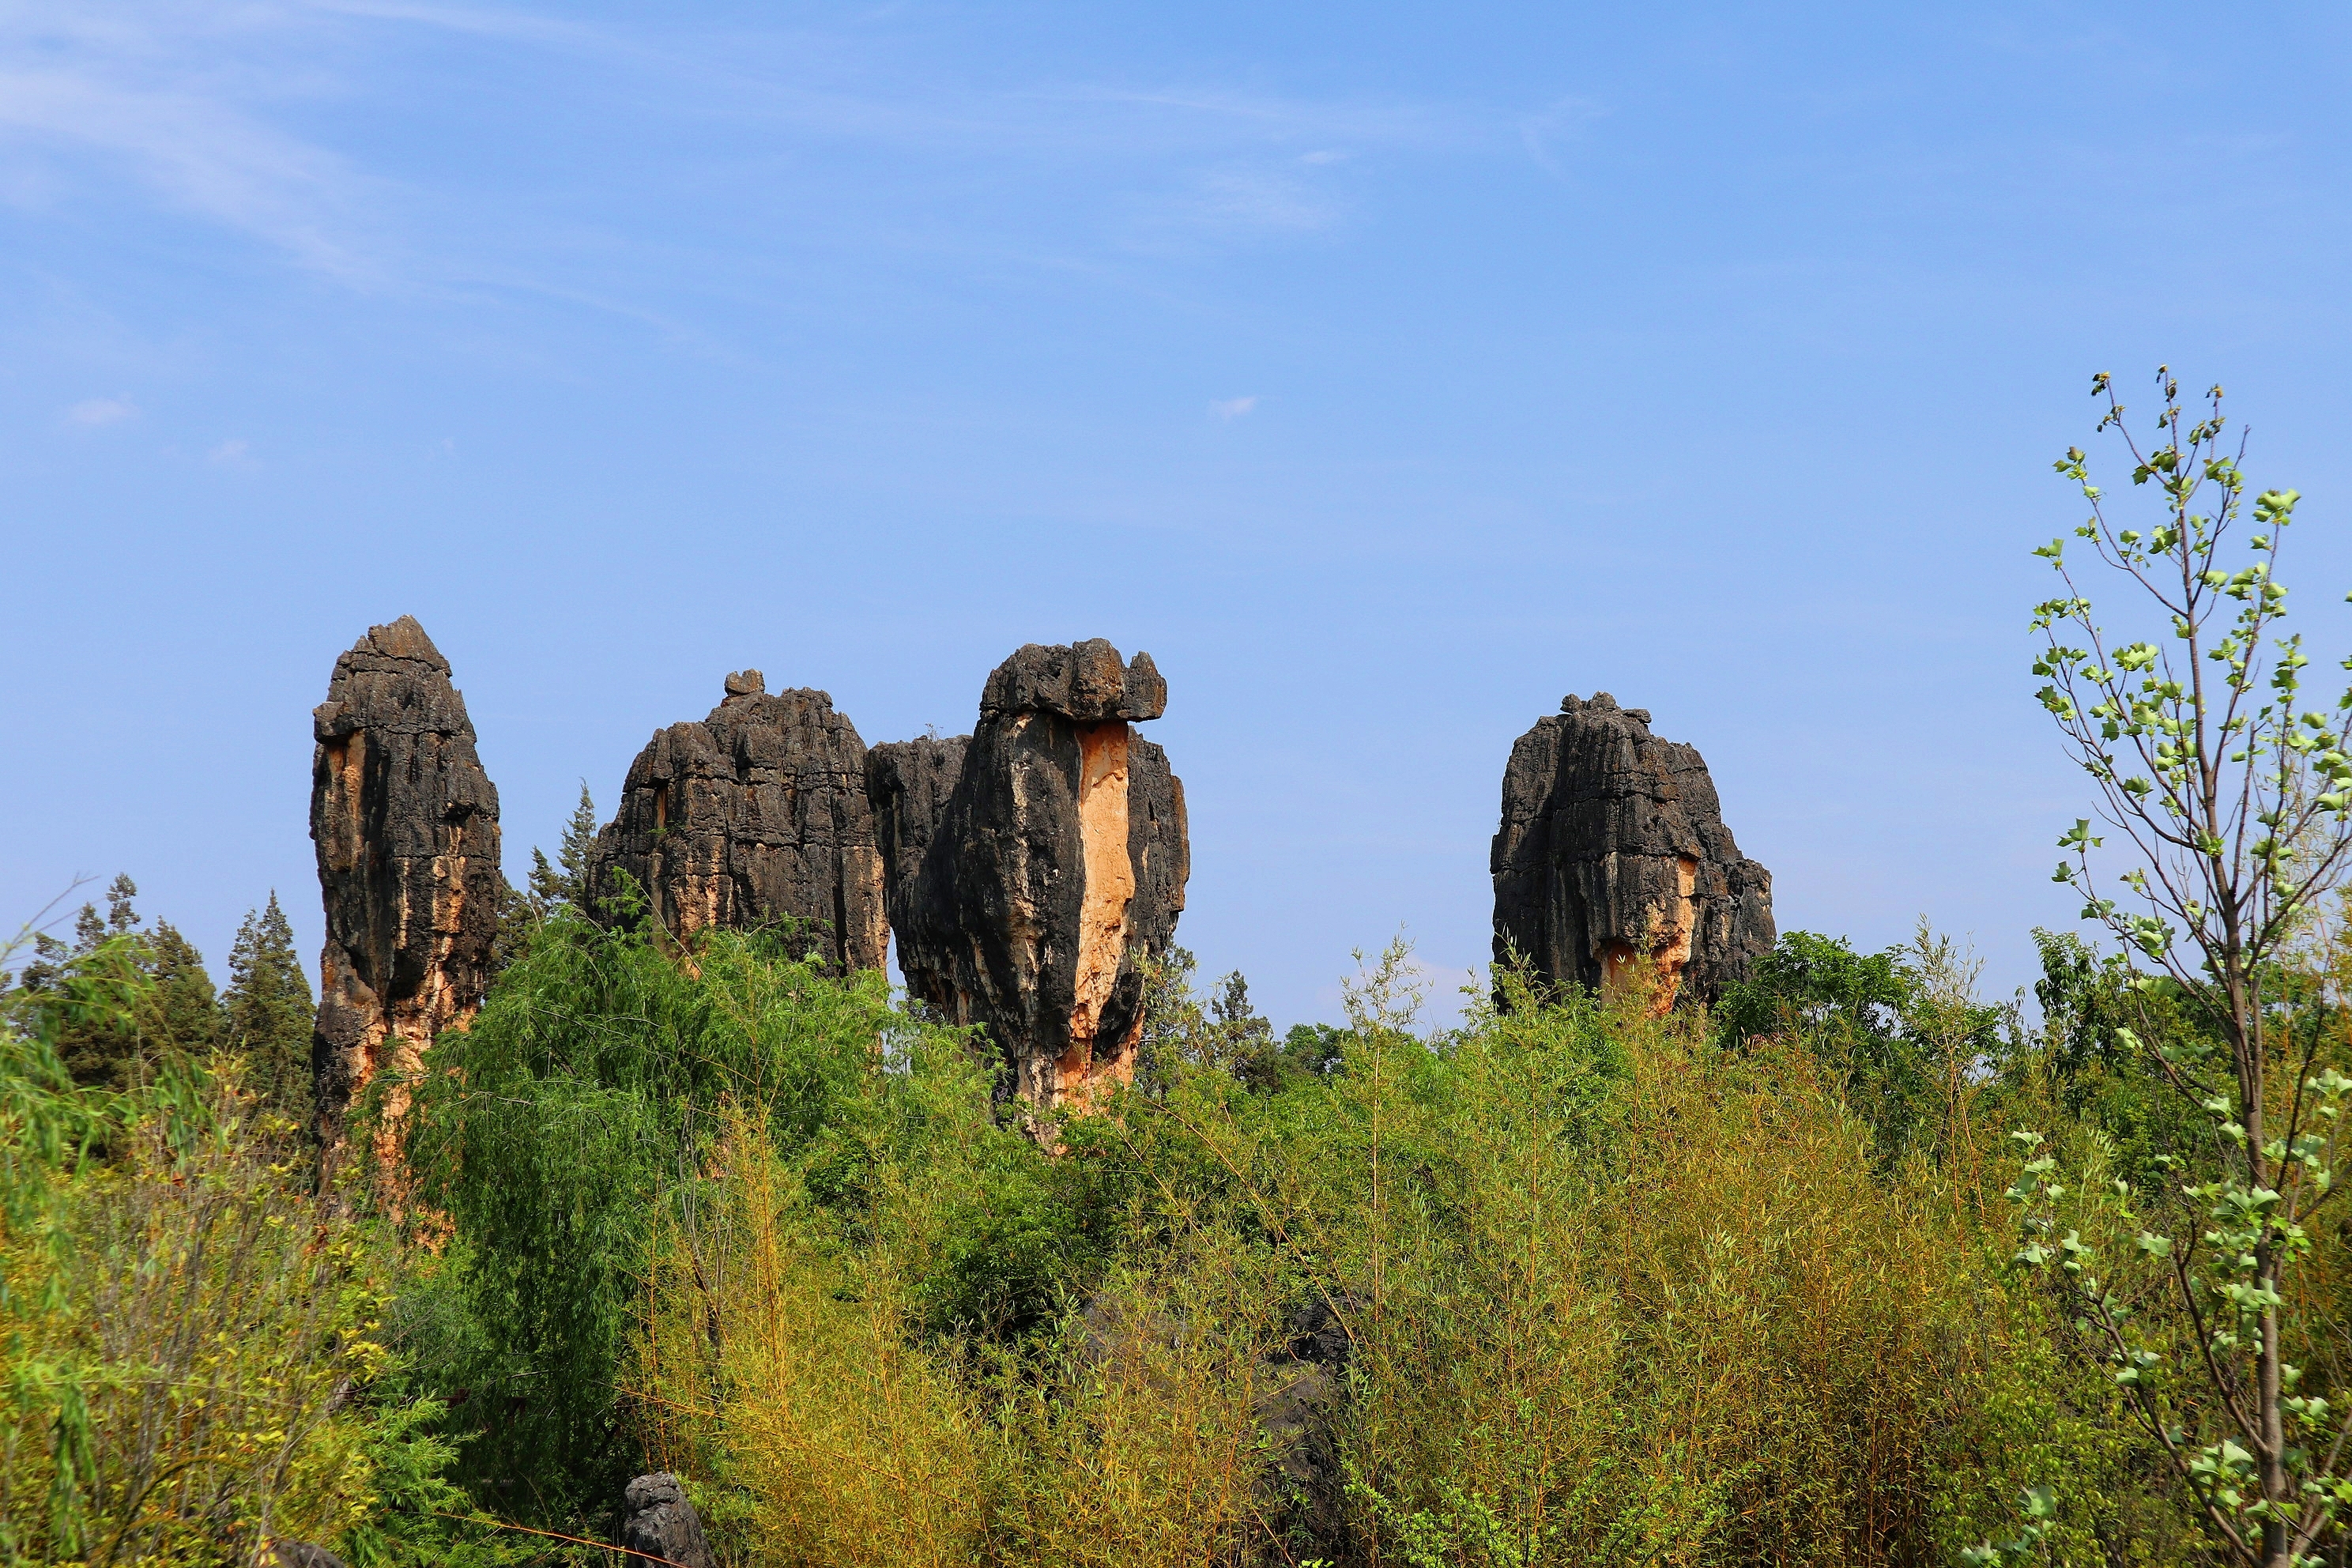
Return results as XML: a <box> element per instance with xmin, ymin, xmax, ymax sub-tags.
<box><xmin>867</xmin><ymin>639</ymin><xmax>1188</xmax><ymax>1114</ymax></box>
<box><xmin>1492</xmin><ymin>692</ymin><xmax>1773</xmax><ymax>1012</ymax></box>
<box><xmin>585</xmin><ymin>672</ymin><xmax>888</xmax><ymax>973</ymax></box>
<box><xmin>310</xmin><ymin>616</ymin><xmax>502</xmax><ymax>1159</ymax></box>
<box><xmin>619</xmin><ymin>1474</ymin><xmax>715</xmax><ymax>1568</ymax></box>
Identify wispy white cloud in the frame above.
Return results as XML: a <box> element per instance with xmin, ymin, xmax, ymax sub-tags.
<box><xmin>0</xmin><ymin>3</ymin><xmax>381</xmax><ymax>277</ymax></box>
<box><xmin>1191</xmin><ymin>166</ymin><xmax>1340</xmax><ymax>232</ymax></box>
<box><xmin>206</xmin><ymin>436</ymin><xmax>252</xmax><ymax>465</ymax></box>
<box><xmin>1209</xmin><ymin>394</ymin><xmax>1257</xmax><ymax>420</ymax></box>
<box><xmin>66</xmin><ymin>394</ymin><xmax>137</xmax><ymax>424</ymax></box>
<box><xmin>1520</xmin><ymin>95</ymin><xmax>1608</xmax><ymax>182</ymax></box>
<box><xmin>1121</xmin><ymin>160</ymin><xmax>1348</xmax><ymax>254</ymax></box>
<box><xmin>0</xmin><ymin>2</ymin><xmax>1493</xmax><ymax>288</ymax></box>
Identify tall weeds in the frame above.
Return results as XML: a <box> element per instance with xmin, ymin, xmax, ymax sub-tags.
<box><xmin>600</xmin><ymin>936</ymin><xmax>2118</xmax><ymax>1566</ymax></box>
<box><xmin>0</xmin><ymin>939</ymin><xmax>398</xmax><ymax>1567</ymax></box>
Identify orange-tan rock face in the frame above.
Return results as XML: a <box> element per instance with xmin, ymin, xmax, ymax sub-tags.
<box><xmin>584</xmin><ymin>673</ymin><xmax>887</xmax><ymax>973</ymax></box>
<box><xmin>310</xmin><ymin>616</ymin><xmax>502</xmax><ymax>1163</ymax></box>
<box><xmin>867</xmin><ymin>640</ymin><xmax>1189</xmax><ymax>1117</ymax></box>
<box><xmin>1491</xmin><ymin>692</ymin><xmax>1772</xmax><ymax>1012</ymax></box>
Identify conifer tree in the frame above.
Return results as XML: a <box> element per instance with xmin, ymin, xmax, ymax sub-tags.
<box><xmin>527</xmin><ymin>782</ymin><xmax>600</xmax><ymax>910</ymax></box>
<box><xmin>19</xmin><ymin>876</ymin><xmax>220</xmax><ymax>1091</ymax></box>
<box><xmin>144</xmin><ymin>921</ymin><xmax>220</xmax><ymax>1062</ymax></box>
<box><xmin>500</xmin><ymin>784</ymin><xmax>601</xmax><ymax>975</ymax></box>
<box><xmin>221</xmin><ymin>892</ymin><xmax>315</xmax><ymax>1125</ymax></box>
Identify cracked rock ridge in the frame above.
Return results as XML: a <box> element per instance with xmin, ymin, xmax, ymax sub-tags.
<box><xmin>310</xmin><ymin>616</ymin><xmax>502</xmax><ymax>1161</ymax></box>
<box><xmin>585</xmin><ymin>671</ymin><xmax>888</xmax><ymax>974</ymax></box>
<box><xmin>1491</xmin><ymin>692</ymin><xmax>1773</xmax><ymax>1012</ymax></box>
<box><xmin>619</xmin><ymin>1474</ymin><xmax>715</xmax><ymax>1568</ymax></box>
<box><xmin>867</xmin><ymin>639</ymin><xmax>1188</xmax><ymax>1115</ymax></box>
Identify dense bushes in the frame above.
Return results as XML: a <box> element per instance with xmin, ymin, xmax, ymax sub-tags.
<box><xmin>0</xmin><ymin>903</ymin><xmax>2270</xmax><ymax>1563</ymax></box>
<box><xmin>400</xmin><ymin>923</ymin><xmax>2194</xmax><ymax>1566</ymax></box>
<box><xmin>0</xmin><ymin>930</ymin><xmax>470</xmax><ymax>1568</ymax></box>
<box><xmin>398</xmin><ymin>911</ymin><xmax>1095</xmax><ymax>1529</ymax></box>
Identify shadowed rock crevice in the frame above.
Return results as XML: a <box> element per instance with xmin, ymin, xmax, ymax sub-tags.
<box><xmin>585</xmin><ymin>671</ymin><xmax>887</xmax><ymax>974</ymax></box>
<box><xmin>310</xmin><ymin>616</ymin><xmax>503</xmax><ymax>1161</ymax></box>
<box><xmin>1492</xmin><ymin>692</ymin><xmax>1773</xmax><ymax>1012</ymax></box>
<box><xmin>868</xmin><ymin>639</ymin><xmax>1189</xmax><ymax>1114</ymax></box>
<box><xmin>619</xmin><ymin>1473</ymin><xmax>715</xmax><ymax>1568</ymax></box>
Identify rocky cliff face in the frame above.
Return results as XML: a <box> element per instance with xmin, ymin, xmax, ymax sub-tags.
<box><xmin>867</xmin><ymin>640</ymin><xmax>1188</xmax><ymax>1114</ymax></box>
<box><xmin>310</xmin><ymin>616</ymin><xmax>503</xmax><ymax>1159</ymax></box>
<box><xmin>585</xmin><ymin>672</ymin><xmax>888</xmax><ymax>973</ymax></box>
<box><xmin>1491</xmin><ymin>692</ymin><xmax>1773</xmax><ymax>1012</ymax></box>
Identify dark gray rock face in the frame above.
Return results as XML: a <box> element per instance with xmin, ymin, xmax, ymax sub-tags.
<box><xmin>1492</xmin><ymin>692</ymin><xmax>1773</xmax><ymax>1012</ymax></box>
<box><xmin>979</xmin><ymin>639</ymin><xmax>1167</xmax><ymax>722</ymax></box>
<box><xmin>310</xmin><ymin>616</ymin><xmax>502</xmax><ymax>1157</ymax></box>
<box><xmin>867</xmin><ymin>639</ymin><xmax>1188</xmax><ymax>1113</ymax></box>
<box><xmin>865</xmin><ymin>733</ymin><xmax>967</xmax><ymax>945</ymax></box>
<box><xmin>1256</xmin><ymin>1296</ymin><xmax>1354</xmax><ymax>1556</ymax></box>
<box><xmin>585</xmin><ymin>672</ymin><xmax>888</xmax><ymax>974</ymax></box>
<box><xmin>619</xmin><ymin>1473</ymin><xmax>715</xmax><ymax>1568</ymax></box>
<box><xmin>271</xmin><ymin>1544</ymin><xmax>348</xmax><ymax>1568</ymax></box>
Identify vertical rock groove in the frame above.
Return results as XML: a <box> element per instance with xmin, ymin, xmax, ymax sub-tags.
<box><xmin>585</xmin><ymin>671</ymin><xmax>888</xmax><ymax>974</ymax></box>
<box><xmin>309</xmin><ymin>616</ymin><xmax>503</xmax><ymax>1169</ymax></box>
<box><xmin>1492</xmin><ymin>692</ymin><xmax>1772</xmax><ymax>1012</ymax></box>
<box><xmin>869</xmin><ymin>639</ymin><xmax>1188</xmax><ymax>1121</ymax></box>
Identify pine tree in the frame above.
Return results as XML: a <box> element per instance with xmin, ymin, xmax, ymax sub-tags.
<box><xmin>526</xmin><ymin>782</ymin><xmax>600</xmax><ymax>910</ymax></box>
<box><xmin>43</xmin><ymin>879</ymin><xmax>137</xmax><ymax>1088</ymax></box>
<box><xmin>500</xmin><ymin>784</ymin><xmax>601</xmax><ymax>976</ymax></box>
<box><xmin>145</xmin><ymin>920</ymin><xmax>220</xmax><ymax>1062</ymax></box>
<box><xmin>21</xmin><ymin>876</ymin><xmax>221</xmax><ymax>1091</ymax></box>
<box><xmin>222</xmin><ymin>892</ymin><xmax>315</xmax><ymax>1125</ymax></box>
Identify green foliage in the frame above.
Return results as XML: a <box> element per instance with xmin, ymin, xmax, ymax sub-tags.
<box><xmin>0</xmin><ymin>918</ymin><xmax>465</xmax><ymax>1568</ymax></box>
<box><xmin>3</xmin><ymin>866</ymin><xmax>2235</xmax><ymax>1566</ymax></box>
<box><xmin>615</xmin><ymin>936</ymin><xmax>2167</xmax><ymax>1566</ymax></box>
<box><xmin>2021</xmin><ymin>367</ymin><xmax>2352</xmax><ymax>1563</ymax></box>
<box><xmin>2026</xmin><ymin>928</ymin><xmax>2207</xmax><ymax>1190</ymax></box>
<box><xmin>12</xmin><ymin>876</ymin><xmax>221</xmax><ymax>1093</ymax></box>
<box><xmin>526</xmin><ymin>781</ymin><xmax>601</xmax><ymax>914</ymax></box>
<box><xmin>1133</xmin><ymin>947</ymin><xmax>1295</xmax><ymax>1093</ymax></box>
<box><xmin>1280</xmin><ymin>1021</ymin><xmax>1348</xmax><ymax>1079</ymax></box>
<box><xmin>1719</xmin><ymin>925</ymin><xmax>2011</xmax><ymax>1164</ymax></box>
<box><xmin>221</xmin><ymin>891</ymin><xmax>315</xmax><ymax>1126</ymax></box>
<box><xmin>492</xmin><ymin>783</ymin><xmax>603</xmax><ymax>978</ymax></box>
<box><xmin>400</xmin><ymin>910</ymin><xmax>1093</xmax><ymax>1521</ymax></box>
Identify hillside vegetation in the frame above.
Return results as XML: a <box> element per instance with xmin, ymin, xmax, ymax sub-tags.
<box><xmin>7</xmin><ymin>371</ymin><xmax>2350</xmax><ymax>1566</ymax></box>
<box><xmin>7</xmin><ymin>898</ymin><xmax>2290</xmax><ymax>1566</ymax></box>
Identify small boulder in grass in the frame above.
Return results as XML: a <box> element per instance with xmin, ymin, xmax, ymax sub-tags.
<box><xmin>620</xmin><ymin>1472</ymin><xmax>715</xmax><ymax>1568</ymax></box>
<box><xmin>272</xmin><ymin>1544</ymin><xmax>348</xmax><ymax>1568</ymax></box>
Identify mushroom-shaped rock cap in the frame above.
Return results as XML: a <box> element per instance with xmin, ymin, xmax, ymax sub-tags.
<box><xmin>979</xmin><ymin>639</ymin><xmax>1167</xmax><ymax>722</ymax></box>
<box><xmin>724</xmin><ymin>669</ymin><xmax>766</xmax><ymax>698</ymax></box>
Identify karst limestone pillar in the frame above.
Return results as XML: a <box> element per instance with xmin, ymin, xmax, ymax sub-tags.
<box><xmin>584</xmin><ymin>672</ymin><xmax>888</xmax><ymax>971</ymax></box>
<box><xmin>1491</xmin><ymin>692</ymin><xmax>1773</xmax><ymax>1012</ymax></box>
<box><xmin>868</xmin><ymin>639</ymin><xmax>1189</xmax><ymax>1115</ymax></box>
<box><xmin>310</xmin><ymin>616</ymin><xmax>503</xmax><ymax>1166</ymax></box>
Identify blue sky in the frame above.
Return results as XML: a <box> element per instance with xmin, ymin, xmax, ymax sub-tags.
<box><xmin>6</xmin><ymin>2</ymin><xmax>2351</xmax><ymax>1027</ymax></box>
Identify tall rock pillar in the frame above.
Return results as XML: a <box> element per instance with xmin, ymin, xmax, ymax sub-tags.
<box><xmin>583</xmin><ymin>673</ymin><xmax>888</xmax><ymax>972</ymax></box>
<box><xmin>310</xmin><ymin>616</ymin><xmax>503</xmax><ymax>1163</ymax></box>
<box><xmin>1491</xmin><ymin>692</ymin><xmax>1772</xmax><ymax>1012</ymax></box>
<box><xmin>868</xmin><ymin>639</ymin><xmax>1189</xmax><ymax>1115</ymax></box>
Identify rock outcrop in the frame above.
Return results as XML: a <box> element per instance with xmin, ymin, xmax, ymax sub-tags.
<box><xmin>1492</xmin><ymin>692</ymin><xmax>1773</xmax><ymax>1012</ymax></box>
<box><xmin>619</xmin><ymin>1473</ymin><xmax>715</xmax><ymax>1568</ymax></box>
<box><xmin>271</xmin><ymin>1544</ymin><xmax>349</xmax><ymax>1568</ymax></box>
<box><xmin>867</xmin><ymin>639</ymin><xmax>1188</xmax><ymax>1114</ymax></box>
<box><xmin>585</xmin><ymin>673</ymin><xmax>888</xmax><ymax>974</ymax></box>
<box><xmin>1255</xmin><ymin>1296</ymin><xmax>1355</xmax><ymax>1555</ymax></box>
<box><xmin>310</xmin><ymin>616</ymin><xmax>503</xmax><ymax>1160</ymax></box>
